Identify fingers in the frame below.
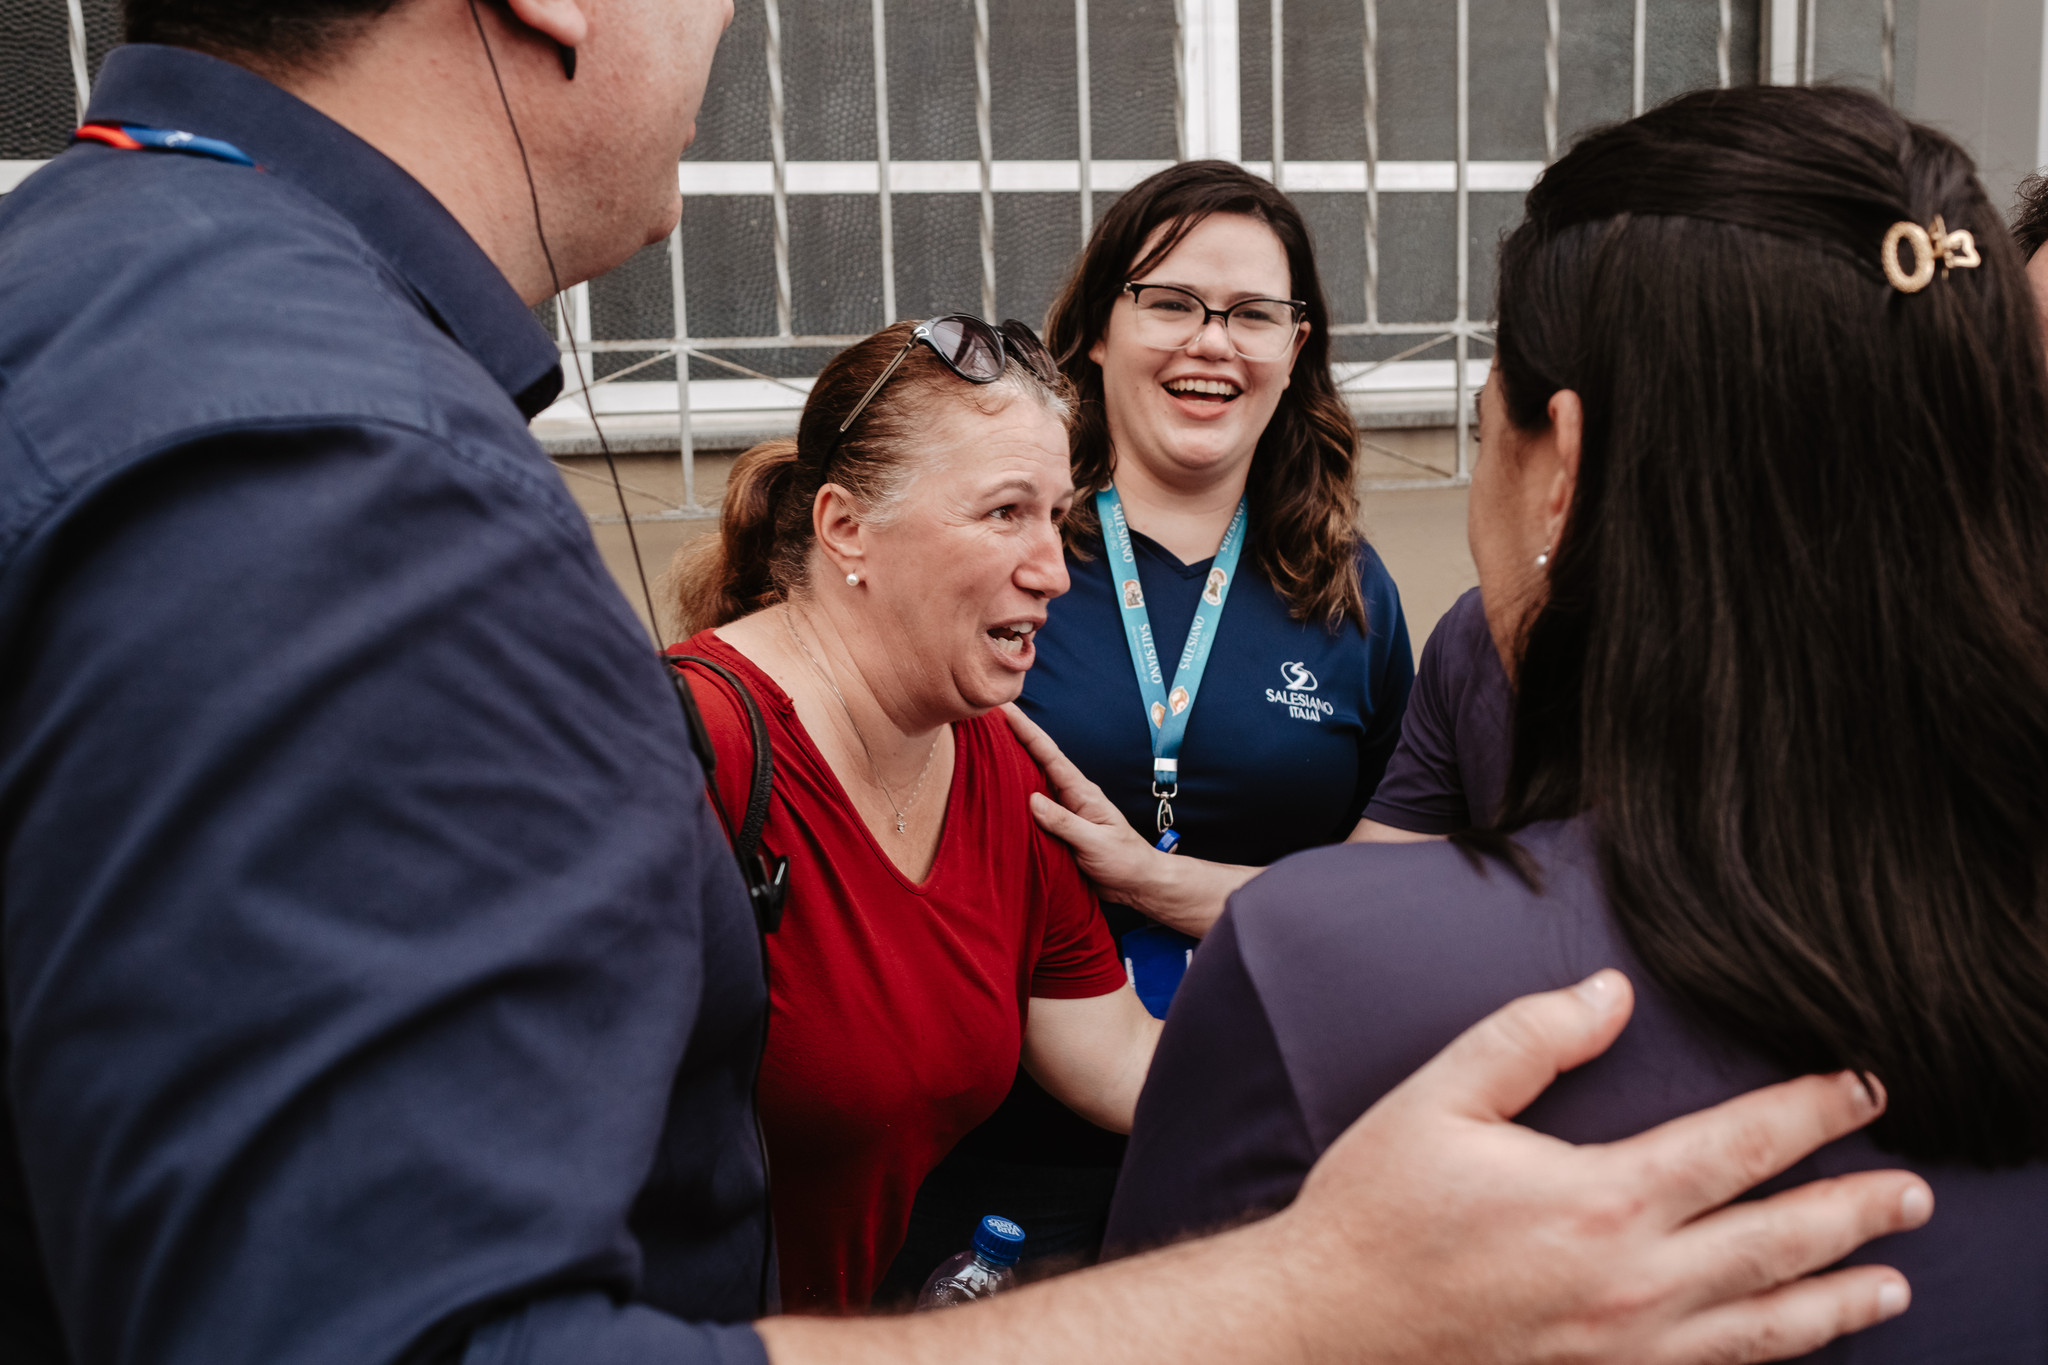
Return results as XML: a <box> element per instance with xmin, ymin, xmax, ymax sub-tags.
<box><xmin>1649</xmin><ymin>1265</ymin><xmax>1911</xmax><ymax>1365</ymax></box>
<box><xmin>1004</xmin><ymin>705</ymin><xmax>1125</xmax><ymax>824</ymax></box>
<box><xmin>1620</xmin><ymin>1071</ymin><xmax>1888</xmax><ymax>1222</ymax></box>
<box><xmin>1000</xmin><ymin>703</ymin><xmax>1085</xmax><ymax>790</ymax></box>
<box><xmin>1378</xmin><ymin>970</ymin><xmax>1636</xmax><ymax>1124</ymax></box>
<box><xmin>1029</xmin><ymin>789</ymin><xmax>1109</xmax><ymax>846</ymax></box>
<box><xmin>1663</xmin><ymin>1171</ymin><xmax>1932</xmax><ymax>1313</ymax></box>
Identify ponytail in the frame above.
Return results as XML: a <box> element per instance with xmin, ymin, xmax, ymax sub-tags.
<box><xmin>669</xmin><ymin>438</ymin><xmax>802</xmax><ymax>632</ymax></box>
<box><xmin>665</xmin><ymin>320</ymin><xmax>1073</xmax><ymax>639</ymax></box>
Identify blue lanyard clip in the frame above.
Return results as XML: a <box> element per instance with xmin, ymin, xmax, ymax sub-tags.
<box><xmin>1100</xmin><ymin>485</ymin><xmax>1248</xmax><ymax>853</ymax></box>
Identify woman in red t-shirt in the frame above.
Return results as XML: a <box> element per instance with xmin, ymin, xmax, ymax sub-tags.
<box><xmin>665</xmin><ymin>318</ymin><xmax>1159</xmax><ymax>1313</ymax></box>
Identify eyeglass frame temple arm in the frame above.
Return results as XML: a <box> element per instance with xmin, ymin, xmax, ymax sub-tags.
<box><xmin>839</xmin><ymin>325</ymin><xmax>930</xmax><ymax>435</ymax></box>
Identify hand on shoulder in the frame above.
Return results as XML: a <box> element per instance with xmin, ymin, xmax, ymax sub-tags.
<box><xmin>1270</xmin><ymin>970</ymin><xmax>1926</xmax><ymax>1364</ymax></box>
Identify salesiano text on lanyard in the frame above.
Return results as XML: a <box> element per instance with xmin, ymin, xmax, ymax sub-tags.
<box><xmin>1095</xmin><ymin>485</ymin><xmax>1248</xmax><ymax>855</ymax></box>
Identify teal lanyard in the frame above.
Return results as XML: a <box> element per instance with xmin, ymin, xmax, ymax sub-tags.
<box><xmin>1096</xmin><ymin>486</ymin><xmax>1248</xmax><ymax>844</ymax></box>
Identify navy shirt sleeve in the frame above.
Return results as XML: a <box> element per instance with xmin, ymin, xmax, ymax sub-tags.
<box><xmin>1350</xmin><ymin>549</ymin><xmax>1416</xmax><ymax>824</ymax></box>
<box><xmin>0</xmin><ymin>425</ymin><xmax>765</xmax><ymax>1365</ymax></box>
<box><xmin>1363</xmin><ymin>586</ymin><xmax>1511</xmax><ymax>834</ymax></box>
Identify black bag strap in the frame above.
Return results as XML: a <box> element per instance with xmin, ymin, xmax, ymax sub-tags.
<box><xmin>668</xmin><ymin>653</ymin><xmax>773</xmax><ymax>859</ymax></box>
<box><xmin>663</xmin><ymin>652</ymin><xmax>785</xmax><ymax>1319</ymax></box>
<box><xmin>665</xmin><ymin>650</ymin><xmax>790</xmax><ymax>932</ymax></box>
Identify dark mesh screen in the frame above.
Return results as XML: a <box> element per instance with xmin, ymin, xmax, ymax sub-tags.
<box><xmin>1090</xmin><ymin>0</ymin><xmax>1181</xmax><ymax>160</ymax></box>
<box><xmin>1229</xmin><ymin>0</ymin><xmax>1762</xmax><ymax>362</ymax></box>
<box><xmin>666</xmin><ymin>0</ymin><xmax>1180</xmax><ymax>384</ymax></box>
<box><xmin>590</xmin><ymin>241</ymin><xmax>676</xmax><ymax>381</ymax></box>
<box><xmin>1</xmin><ymin>0</ymin><xmax>121</xmax><ymax>157</ymax></box>
<box><xmin>3</xmin><ymin>5</ymin><xmax>77</xmax><ymax>157</ymax></box>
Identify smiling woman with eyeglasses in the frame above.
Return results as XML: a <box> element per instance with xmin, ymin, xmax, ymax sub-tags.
<box><xmin>1020</xmin><ymin>163</ymin><xmax>1419</xmax><ymax>991</ymax></box>
<box><xmin>882</xmin><ymin>161</ymin><xmax>1420</xmax><ymax>1289</ymax></box>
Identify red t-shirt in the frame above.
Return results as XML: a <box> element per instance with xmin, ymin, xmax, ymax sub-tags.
<box><xmin>676</xmin><ymin>632</ymin><xmax>1126</xmax><ymax>1313</ymax></box>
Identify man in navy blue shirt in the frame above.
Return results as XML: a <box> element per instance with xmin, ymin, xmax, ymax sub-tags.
<box><xmin>0</xmin><ymin>16</ymin><xmax>770</xmax><ymax>1365</ymax></box>
<box><xmin>0</xmin><ymin>2</ymin><xmax>1936</xmax><ymax>1362</ymax></box>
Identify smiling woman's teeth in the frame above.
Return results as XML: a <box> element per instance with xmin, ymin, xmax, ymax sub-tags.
<box><xmin>1164</xmin><ymin>378</ymin><xmax>1241</xmax><ymax>399</ymax></box>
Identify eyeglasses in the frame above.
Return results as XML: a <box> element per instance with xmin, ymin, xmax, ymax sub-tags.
<box><xmin>1120</xmin><ymin>283</ymin><xmax>1308</xmax><ymax>361</ymax></box>
<box><xmin>833</xmin><ymin>314</ymin><xmax>1058</xmax><ymax>450</ymax></box>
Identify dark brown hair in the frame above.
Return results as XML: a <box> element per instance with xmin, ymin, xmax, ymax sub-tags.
<box><xmin>669</xmin><ymin>322</ymin><xmax>1070</xmax><ymax>634</ymax></box>
<box><xmin>124</xmin><ymin>0</ymin><xmax>402</xmax><ymax>65</ymax></box>
<box><xmin>2014</xmin><ymin>171</ymin><xmax>2048</xmax><ymax>261</ymax></box>
<box><xmin>1043</xmin><ymin>161</ymin><xmax>1366</xmax><ymax>629</ymax></box>
<box><xmin>1485</xmin><ymin>85</ymin><xmax>2048</xmax><ymax>1166</ymax></box>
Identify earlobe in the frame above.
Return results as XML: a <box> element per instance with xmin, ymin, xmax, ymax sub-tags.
<box><xmin>812</xmin><ymin>483</ymin><xmax>869</xmax><ymax>585</ymax></box>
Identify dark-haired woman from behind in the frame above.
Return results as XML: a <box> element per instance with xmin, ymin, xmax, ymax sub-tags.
<box><xmin>1107</xmin><ymin>85</ymin><xmax>2048</xmax><ymax>1357</ymax></box>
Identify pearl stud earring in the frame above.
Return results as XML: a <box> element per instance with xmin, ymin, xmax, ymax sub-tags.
<box><xmin>1535</xmin><ymin>545</ymin><xmax>1551</xmax><ymax>569</ymax></box>
<box><xmin>846</xmin><ymin>572</ymin><xmax>861</xmax><ymax>587</ymax></box>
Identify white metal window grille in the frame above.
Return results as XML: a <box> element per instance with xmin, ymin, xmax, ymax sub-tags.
<box><xmin>8</xmin><ymin>1</ymin><xmax>1909</xmax><ymax>514</ymax></box>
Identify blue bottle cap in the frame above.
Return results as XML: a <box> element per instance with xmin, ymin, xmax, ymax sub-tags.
<box><xmin>973</xmin><ymin>1214</ymin><xmax>1026</xmax><ymax>1266</ymax></box>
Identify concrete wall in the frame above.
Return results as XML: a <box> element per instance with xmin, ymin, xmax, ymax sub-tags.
<box><xmin>1908</xmin><ymin>0</ymin><xmax>2048</xmax><ymax>209</ymax></box>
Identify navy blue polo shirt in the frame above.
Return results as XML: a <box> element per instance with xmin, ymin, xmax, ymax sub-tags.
<box><xmin>1023</xmin><ymin>527</ymin><xmax>1412</xmax><ymax>878</ymax></box>
<box><xmin>0</xmin><ymin>46</ymin><xmax>766</xmax><ymax>1365</ymax></box>
<box><xmin>1021</xmin><ymin>526</ymin><xmax>1412</xmax><ymax>1000</ymax></box>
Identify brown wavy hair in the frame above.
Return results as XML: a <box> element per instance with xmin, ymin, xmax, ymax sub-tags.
<box><xmin>668</xmin><ymin>321</ymin><xmax>1071</xmax><ymax>634</ymax></box>
<box><xmin>2015</xmin><ymin>170</ymin><xmax>2048</xmax><ymax>260</ymax></box>
<box><xmin>1043</xmin><ymin>161</ymin><xmax>1366</xmax><ymax>629</ymax></box>
<box><xmin>125</xmin><ymin>0</ymin><xmax>403</xmax><ymax>65</ymax></box>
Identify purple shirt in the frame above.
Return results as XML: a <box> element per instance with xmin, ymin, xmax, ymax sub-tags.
<box><xmin>1106</xmin><ymin>820</ymin><xmax>2048</xmax><ymax>1361</ymax></box>
<box><xmin>1363</xmin><ymin>587</ymin><xmax>1512</xmax><ymax>833</ymax></box>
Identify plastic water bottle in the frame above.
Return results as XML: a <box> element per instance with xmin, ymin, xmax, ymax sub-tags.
<box><xmin>915</xmin><ymin>1215</ymin><xmax>1026</xmax><ymax>1310</ymax></box>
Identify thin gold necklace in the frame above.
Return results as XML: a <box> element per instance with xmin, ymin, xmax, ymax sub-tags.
<box><xmin>783</xmin><ymin>606</ymin><xmax>940</xmax><ymax>835</ymax></box>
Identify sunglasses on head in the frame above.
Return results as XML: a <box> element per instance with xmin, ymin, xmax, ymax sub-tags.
<box><xmin>831</xmin><ymin>315</ymin><xmax>1059</xmax><ymax>452</ymax></box>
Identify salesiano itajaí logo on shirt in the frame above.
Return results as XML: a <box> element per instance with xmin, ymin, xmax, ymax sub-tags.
<box><xmin>1266</xmin><ymin>661</ymin><xmax>1335</xmax><ymax>722</ymax></box>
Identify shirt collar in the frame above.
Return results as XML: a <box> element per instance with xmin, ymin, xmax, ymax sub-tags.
<box><xmin>85</xmin><ymin>44</ymin><xmax>565</xmax><ymax>418</ymax></box>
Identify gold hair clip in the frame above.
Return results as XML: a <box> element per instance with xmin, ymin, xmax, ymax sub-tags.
<box><xmin>1881</xmin><ymin>215</ymin><xmax>1981</xmax><ymax>293</ymax></box>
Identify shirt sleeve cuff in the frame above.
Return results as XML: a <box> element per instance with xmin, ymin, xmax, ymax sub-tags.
<box><xmin>461</xmin><ymin>1292</ymin><xmax>768</xmax><ymax>1365</ymax></box>
<box><xmin>1359</xmin><ymin>798</ymin><xmax>1465</xmax><ymax>836</ymax></box>
<box><xmin>1028</xmin><ymin>963</ymin><xmax>1138</xmax><ymax>1000</ymax></box>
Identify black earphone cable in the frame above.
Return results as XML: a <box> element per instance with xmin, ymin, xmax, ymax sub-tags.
<box><xmin>464</xmin><ymin>0</ymin><xmax>661</xmax><ymax>639</ymax></box>
<box><xmin>464</xmin><ymin>4</ymin><xmax>779</xmax><ymax>1318</ymax></box>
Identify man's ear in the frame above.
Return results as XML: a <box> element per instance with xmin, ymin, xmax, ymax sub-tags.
<box><xmin>501</xmin><ymin>0</ymin><xmax>589</xmax><ymax>52</ymax></box>
<box><xmin>1540</xmin><ymin>388</ymin><xmax>1583</xmax><ymax>548</ymax></box>
<box><xmin>813</xmin><ymin>484</ymin><xmax>868</xmax><ymax>581</ymax></box>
